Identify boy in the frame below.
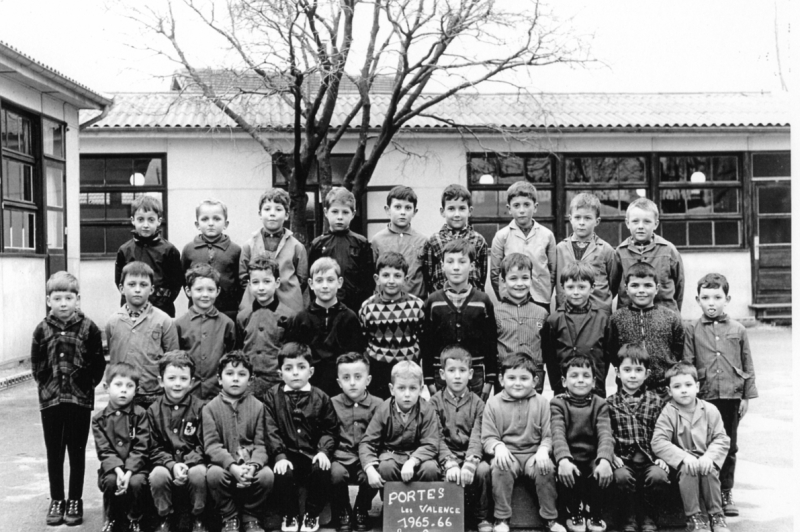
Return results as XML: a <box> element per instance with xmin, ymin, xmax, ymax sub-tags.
<box><xmin>115</xmin><ymin>195</ymin><xmax>183</xmax><ymax>317</ymax></box>
<box><xmin>422</xmin><ymin>239</ymin><xmax>497</xmax><ymax>400</ymax></box>
<box><xmin>542</xmin><ymin>262</ymin><xmax>612</xmax><ymax>397</ymax></box>
<box><xmin>370</xmin><ymin>185</ymin><xmax>428</xmax><ymax>299</ymax></box>
<box><xmin>495</xmin><ymin>253</ymin><xmax>549</xmax><ymax>393</ymax></box>
<box><xmin>683</xmin><ymin>274</ymin><xmax>757</xmax><ymax>517</ymax></box>
<box><xmin>308</xmin><ymin>187</ymin><xmax>374</xmax><ymax>312</ymax></box>
<box><xmin>181</xmin><ymin>199</ymin><xmax>243</xmax><ymax>321</ymax></box>
<box><xmin>284</xmin><ymin>257</ymin><xmax>363</xmax><ymax>397</ymax></box>
<box><xmin>32</xmin><ymin>271</ymin><xmax>106</xmax><ymax>526</ymax></box>
<box><xmin>107</xmin><ymin>261</ymin><xmax>180</xmax><ymax>409</ymax></box>
<box><xmin>555</xmin><ymin>193</ymin><xmax>618</xmax><ymax>313</ymax></box>
<box><xmin>359</xmin><ymin>361</ymin><xmax>440</xmax><ymax>490</ymax></box>
<box><xmin>92</xmin><ymin>363</ymin><xmax>149</xmax><ymax>532</ymax></box>
<box><xmin>430</xmin><ymin>346</ymin><xmax>492</xmax><ymax>532</ymax></box>
<box><xmin>204</xmin><ymin>351</ymin><xmax>274</xmax><ymax>532</ymax></box>
<box><xmin>359</xmin><ymin>251</ymin><xmax>425</xmax><ymax>399</ymax></box>
<box><xmin>609</xmin><ymin>262</ymin><xmax>684</xmax><ymax>395</ymax></box>
<box><xmin>613</xmin><ymin>198</ymin><xmax>684</xmax><ymax>314</ymax></box>
<box><xmin>237</xmin><ymin>254</ymin><xmax>295</xmax><ymax>398</ymax></box>
<box><xmin>330</xmin><ymin>353</ymin><xmax>383</xmax><ymax>532</ymax></box>
<box><xmin>482</xmin><ymin>354</ymin><xmax>563</xmax><ymax>532</ymax></box>
<box><xmin>490</xmin><ymin>181</ymin><xmax>556</xmax><ymax>312</ymax></box>
<box><xmin>147</xmin><ymin>352</ymin><xmax>208</xmax><ymax>532</ymax></box>
<box><xmin>651</xmin><ymin>363</ymin><xmax>731</xmax><ymax>532</ymax></box>
<box><xmin>175</xmin><ymin>263</ymin><xmax>236</xmax><ymax>400</ymax></box>
<box><xmin>264</xmin><ymin>343</ymin><xmax>339</xmax><ymax>532</ymax></box>
<box><xmin>240</xmin><ymin>188</ymin><xmax>308</xmax><ymax>313</ymax></box>
<box><xmin>551</xmin><ymin>355</ymin><xmax>615</xmax><ymax>532</ymax></box>
<box><xmin>421</xmin><ymin>184</ymin><xmax>489</xmax><ymax>294</ymax></box>
<box><xmin>606</xmin><ymin>344</ymin><xmax>669</xmax><ymax>532</ymax></box>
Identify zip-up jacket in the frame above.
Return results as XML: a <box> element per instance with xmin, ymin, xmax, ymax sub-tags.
<box><xmin>283</xmin><ymin>300</ymin><xmax>363</xmax><ymax>364</ymax></box>
<box><xmin>308</xmin><ymin>229</ymin><xmax>375</xmax><ymax>313</ymax></box>
<box><xmin>115</xmin><ymin>231</ymin><xmax>183</xmax><ymax>316</ymax></box>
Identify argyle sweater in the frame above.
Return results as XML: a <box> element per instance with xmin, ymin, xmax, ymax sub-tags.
<box><xmin>359</xmin><ymin>292</ymin><xmax>425</xmax><ymax>363</ymax></box>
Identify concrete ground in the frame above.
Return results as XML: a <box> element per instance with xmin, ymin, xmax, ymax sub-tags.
<box><xmin>0</xmin><ymin>325</ymin><xmax>792</xmax><ymax>532</ymax></box>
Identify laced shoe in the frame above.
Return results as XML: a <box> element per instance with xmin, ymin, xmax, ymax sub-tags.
<box><xmin>709</xmin><ymin>513</ymin><xmax>730</xmax><ymax>532</ymax></box>
<box><xmin>686</xmin><ymin>514</ymin><xmax>709</xmax><ymax>532</ymax></box>
<box><xmin>301</xmin><ymin>514</ymin><xmax>320</xmax><ymax>532</ymax></box>
<box><xmin>46</xmin><ymin>499</ymin><xmax>65</xmax><ymax>526</ymax></box>
<box><xmin>567</xmin><ymin>516</ymin><xmax>586</xmax><ymax>532</ymax></box>
<box><xmin>721</xmin><ymin>490</ymin><xmax>739</xmax><ymax>517</ymax></box>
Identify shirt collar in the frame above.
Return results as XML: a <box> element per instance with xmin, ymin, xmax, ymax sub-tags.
<box><xmin>393</xmin><ymin>398</ymin><xmax>417</xmax><ymax>416</ymax></box>
<box><xmin>195</xmin><ymin>233</ymin><xmax>230</xmax><ymax>250</ymax></box>
<box><xmin>386</xmin><ymin>223</ymin><xmax>414</xmax><ymax>236</ymax></box>
<box><xmin>189</xmin><ymin>305</ymin><xmax>220</xmax><ymax>319</ymax></box>
<box><xmin>46</xmin><ymin>310</ymin><xmax>82</xmax><ymax>328</ymax></box>
<box><xmin>509</xmin><ymin>219</ymin><xmax>538</xmax><ymax>235</ymax></box>
<box><xmin>163</xmin><ymin>392</ymin><xmax>193</xmax><ymax>407</ymax></box>
<box><xmin>566</xmin><ymin>301</ymin><xmax>591</xmax><ymax>314</ymax></box>
<box><xmin>126</xmin><ymin>302</ymin><xmax>151</xmax><ymax>320</ymax></box>
<box><xmin>261</xmin><ymin>227</ymin><xmax>285</xmax><ymax>240</ymax></box>
<box><xmin>701</xmin><ymin>313</ymin><xmax>729</xmax><ymax>324</ymax></box>
<box><xmin>252</xmin><ymin>297</ymin><xmax>280</xmax><ymax>313</ymax></box>
<box><xmin>341</xmin><ymin>391</ymin><xmax>370</xmax><ymax>406</ymax></box>
<box><xmin>445</xmin><ymin>388</ymin><xmax>467</xmax><ymax>403</ymax></box>
<box><xmin>284</xmin><ymin>383</ymin><xmax>312</xmax><ymax>393</ymax></box>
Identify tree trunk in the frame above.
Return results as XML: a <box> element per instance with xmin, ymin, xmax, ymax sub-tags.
<box><xmin>317</xmin><ymin>139</ymin><xmax>333</xmax><ymax>234</ymax></box>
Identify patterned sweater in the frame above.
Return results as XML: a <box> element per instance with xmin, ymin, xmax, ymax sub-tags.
<box><xmin>421</xmin><ymin>224</ymin><xmax>488</xmax><ymax>294</ymax></box>
<box><xmin>359</xmin><ymin>291</ymin><xmax>425</xmax><ymax>363</ymax></box>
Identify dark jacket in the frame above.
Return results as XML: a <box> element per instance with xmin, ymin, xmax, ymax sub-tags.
<box><xmin>331</xmin><ymin>392</ymin><xmax>383</xmax><ymax>465</ymax></box>
<box><xmin>92</xmin><ymin>403</ymin><xmax>150</xmax><ymax>475</ymax></box>
<box><xmin>429</xmin><ymin>390</ymin><xmax>484</xmax><ymax>469</ymax></box>
<box><xmin>308</xmin><ymin>230</ymin><xmax>375</xmax><ymax>313</ymax></box>
<box><xmin>175</xmin><ymin>306</ymin><xmax>236</xmax><ymax>400</ymax></box>
<box><xmin>202</xmin><ymin>393</ymin><xmax>268</xmax><ymax>470</ymax></box>
<box><xmin>613</xmin><ymin>235</ymin><xmax>685</xmax><ymax>314</ymax></box>
<box><xmin>181</xmin><ymin>234</ymin><xmax>244</xmax><ymax>317</ymax></box>
<box><xmin>550</xmin><ymin>393</ymin><xmax>614</xmax><ymax>466</ymax></box>
<box><xmin>283</xmin><ymin>300</ymin><xmax>363</xmax><ymax>364</ymax></box>
<box><xmin>236</xmin><ymin>298</ymin><xmax>295</xmax><ymax>397</ymax></box>
<box><xmin>359</xmin><ymin>398</ymin><xmax>440</xmax><ymax>468</ymax></box>
<box><xmin>115</xmin><ymin>231</ymin><xmax>183</xmax><ymax>317</ymax></box>
<box><xmin>146</xmin><ymin>393</ymin><xmax>205</xmax><ymax>470</ymax></box>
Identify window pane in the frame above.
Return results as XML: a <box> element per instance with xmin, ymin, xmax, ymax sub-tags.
<box><xmin>43</xmin><ymin>119</ymin><xmax>65</xmax><ymax>158</ymax></box>
<box><xmin>686</xmin><ymin>157</ymin><xmax>711</xmax><ymax>183</ymax></box>
<box><xmin>2</xmin><ymin>110</ymin><xmax>32</xmax><ymax>154</ymax></box>
<box><xmin>688</xmin><ymin>221</ymin><xmax>713</xmax><ymax>246</ymax></box>
<box><xmin>759</xmin><ymin>218</ymin><xmax>791</xmax><ymax>244</ymax></box>
<box><xmin>469</xmin><ymin>157</ymin><xmax>496</xmax><ymax>185</ymax></box>
<box><xmin>108</xmin><ymin>192</ymin><xmax>135</xmax><ymax>219</ymax></box>
<box><xmin>660</xmin><ymin>157</ymin><xmax>686</xmax><ymax>183</ymax></box>
<box><xmin>46</xmin><ymin>165</ymin><xmax>64</xmax><ymax>207</ymax></box>
<box><xmin>715</xmin><ymin>221</ymin><xmax>740</xmax><ymax>246</ymax></box>
<box><xmin>616</xmin><ymin>158</ymin><xmax>647</xmax><ymax>183</ymax></box>
<box><xmin>526</xmin><ymin>157</ymin><xmax>551</xmax><ymax>183</ymax></box>
<box><xmin>566</xmin><ymin>158</ymin><xmax>592</xmax><ymax>183</ymax></box>
<box><xmin>80</xmin><ymin>158</ymin><xmax>105</xmax><ymax>185</ymax></box>
<box><xmin>2</xmin><ymin>160</ymin><xmax>34</xmax><ymax>202</ymax></box>
<box><xmin>107</xmin><ymin>225</ymin><xmax>133</xmax><ymax>251</ymax></box>
<box><xmin>758</xmin><ymin>183</ymin><xmax>791</xmax><ymax>214</ymax></box>
<box><xmin>566</xmin><ymin>157</ymin><xmax>645</xmax><ymax>184</ymax></box>
<box><xmin>753</xmin><ymin>153</ymin><xmax>790</xmax><ymax>178</ymax></box>
<box><xmin>596</xmin><ymin>221</ymin><xmax>623</xmax><ymax>247</ymax></box>
<box><xmin>712</xmin><ymin>156</ymin><xmax>738</xmax><ymax>182</ymax></box>
<box><xmin>47</xmin><ymin>211</ymin><xmax>64</xmax><ymax>249</ymax></box>
<box><xmin>80</xmin><ymin>225</ymin><xmax>105</xmax><ymax>253</ymax></box>
<box><xmin>686</xmin><ymin>189</ymin><xmax>713</xmax><ymax>215</ymax></box>
<box><xmin>106</xmin><ymin>158</ymin><xmax>134</xmax><ymax>186</ymax></box>
<box><xmin>4</xmin><ymin>209</ymin><xmax>35</xmax><ymax>249</ymax></box>
<box><xmin>661</xmin><ymin>221</ymin><xmax>686</xmax><ymax>246</ymax></box>
<box><xmin>472</xmin><ymin>190</ymin><xmax>500</xmax><ymax>217</ymax></box>
<box><xmin>499</xmin><ymin>156</ymin><xmax>524</xmax><ymax>178</ymax></box>
<box><xmin>537</xmin><ymin>189</ymin><xmax>552</xmax><ymax>216</ymax></box>
<box><xmin>473</xmin><ymin>223</ymin><xmax>499</xmax><ymax>246</ymax></box>
<box><xmin>80</xmin><ymin>193</ymin><xmax>107</xmax><ymax>220</ymax></box>
<box><xmin>660</xmin><ymin>189</ymin><xmax>686</xmax><ymax>214</ymax></box>
<box><xmin>713</xmin><ymin>188</ymin><xmax>739</xmax><ymax>213</ymax></box>
<box><xmin>137</xmin><ymin>158</ymin><xmax>163</xmax><ymax>186</ymax></box>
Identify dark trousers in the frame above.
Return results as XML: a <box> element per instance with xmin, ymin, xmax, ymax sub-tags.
<box><xmin>377</xmin><ymin>457</ymin><xmax>440</xmax><ymax>483</ymax></box>
<box><xmin>558</xmin><ymin>459</ymin><xmax>607</xmax><ymax>520</ymax></box>
<box><xmin>368</xmin><ymin>358</ymin><xmax>399</xmax><ymax>400</ymax></box>
<box><xmin>207</xmin><ymin>464</ymin><xmax>274</xmax><ymax>523</ymax></box>
<box><xmin>310</xmin><ymin>358</ymin><xmax>339</xmax><ymax>398</ymax></box>
<box><xmin>331</xmin><ymin>460</ymin><xmax>378</xmax><ymax>515</ymax></box>
<box><xmin>613</xmin><ymin>458</ymin><xmax>669</xmax><ymax>518</ymax></box>
<box><xmin>274</xmin><ymin>452</ymin><xmax>332</xmax><ymax>518</ymax></box>
<box><xmin>41</xmin><ymin>404</ymin><xmax>91</xmax><ymax>500</ymax></box>
<box><xmin>99</xmin><ymin>471</ymin><xmax>148</xmax><ymax>522</ymax></box>
<box><xmin>453</xmin><ymin>460</ymin><xmax>491</xmax><ymax>523</ymax></box>
<box><xmin>149</xmin><ymin>464</ymin><xmax>208</xmax><ymax>517</ymax></box>
<box><xmin>708</xmin><ymin>399</ymin><xmax>739</xmax><ymax>491</ymax></box>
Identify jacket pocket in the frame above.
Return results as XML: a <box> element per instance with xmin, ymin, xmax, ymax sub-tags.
<box><xmin>731</xmin><ymin>366</ymin><xmax>747</xmax><ymax>395</ymax></box>
<box><xmin>697</xmin><ymin>367</ymin><xmax>708</xmax><ymax>396</ymax></box>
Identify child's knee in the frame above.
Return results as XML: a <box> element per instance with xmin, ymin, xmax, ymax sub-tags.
<box><xmin>330</xmin><ymin>462</ymin><xmax>349</xmax><ymax>485</ymax></box>
<box><xmin>188</xmin><ymin>464</ymin><xmax>207</xmax><ymax>485</ymax></box>
<box><xmin>256</xmin><ymin>466</ymin><xmax>275</xmax><ymax>490</ymax></box>
<box><xmin>206</xmin><ymin>465</ymin><xmax>227</xmax><ymax>488</ymax></box>
<box><xmin>149</xmin><ymin>466</ymin><xmax>172</xmax><ymax>488</ymax></box>
<box><xmin>416</xmin><ymin>460</ymin><xmax>440</xmax><ymax>481</ymax></box>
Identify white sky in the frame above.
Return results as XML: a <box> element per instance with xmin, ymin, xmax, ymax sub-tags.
<box><xmin>0</xmin><ymin>0</ymin><xmax>791</xmax><ymax>95</ymax></box>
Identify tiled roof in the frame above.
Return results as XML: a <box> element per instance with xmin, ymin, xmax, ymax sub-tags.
<box><xmin>81</xmin><ymin>91</ymin><xmax>790</xmax><ymax>130</ymax></box>
<box><xmin>171</xmin><ymin>69</ymin><xmax>397</xmax><ymax>94</ymax></box>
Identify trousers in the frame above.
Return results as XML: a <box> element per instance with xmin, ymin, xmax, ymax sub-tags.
<box><xmin>491</xmin><ymin>452</ymin><xmax>558</xmax><ymax>521</ymax></box>
<box><xmin>557</xmin><ymin>459</ymin><xmax>608</xmax><ymax>520</ymax></box>
<box><xmin>331</xmin><ymin>460</ymin><xmax>378</xmax><ymax>514</ymax></box>
<box><xmin>708</xmin><ymin>399</ymin><xmax>739</xmax><ymax>491</ymax></box>
<box><xmin>41</xmin><ymin>404</ymin><xmax>91</xmax><ymax>500</ymax></box>
<box><xmin>274</xmin><ymin>452</ymin><xmax>332</xmax><ymax>518</ymax></box>
<box><xmin>98</xmin><ymin>470</ymin><xmax>148</xmax><ymax>522</ymax></box>
<box><xmin>677</xmin><ymin>465</ymin><xmax>722</xmax><ymax>517</ymax></box>
<box><xmin>149</xmin><ymin>464</ymin><xmax>208</xmax><ymax>517</ymax></box>
<box><xmin>207</xmin><ymin>464</ymin><xmax>274</xmax><ymax>522</ymax></box>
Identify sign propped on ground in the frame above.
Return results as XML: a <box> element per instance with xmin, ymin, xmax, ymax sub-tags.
<box><xmin>384</xmin><ymin>481</ymin><xmax>465</xmax><ymax>532</ymax></box>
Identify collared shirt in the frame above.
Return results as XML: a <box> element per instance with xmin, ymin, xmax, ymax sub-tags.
<box><xmin>181</xmin><ymin>234</ymin><xmax>243</xmax><ymax>315</ymax></box>
<box><xmin>332</xmin><ymin>392</ymin><xmax>383</xmax><ymax>464</ymax></box>
<box><xmin>495</xmin><ymin>297</ymin><xmax>548</xmax><ymax>365</ymax></box>
<box><xmin>607</xmin><ymin>388</ymin><xmax>665</xmax><ymax>463</ymax></box>
<box><xmin>555</xmin><ymin>233</ymin><xmax>618</xmax><ymax>311</ymax></box>
<box><xmin>371</xmin><ymin>224</ymin><xmax>428</xmax><ymax>299</ymax></box>
<box><xmin>92</xmin><ymin>402</ymin><xmax>149</xmax><ymax>475</ymax></box>
<box><xmin>126</xmin><ymin>302</ymin><xmax>150</xmax><ymax>322</ymax></box>
<box><xmin>430</xmin><ymin>389</ymin><xmax>485</xmax><ymax>469</ymax></box>
<box><xmin>175</xmin><ymin>306</ymin><xmax>236</xmax><ymax>400</ymax></box>
<box><xmin>490</xmin><ymin>220</ymin><xmax>556</xmax><ymax>304</ymax></box>
<box><xmin>421</xmin><ymin>224</ymin><xmax>489</xmax><ymax>294</ymax></box>
<box><xmin>613</xmin><ymin>234</ymin><xmax>685</xmax><ymax>313</ymax></box>
<box><xmin>146</xmin><ymin>393</ymin><xmax>205</xmax><ymax>470</ymax></box>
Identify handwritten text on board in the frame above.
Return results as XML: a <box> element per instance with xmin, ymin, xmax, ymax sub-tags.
<box><xmin>384</xmin><ymin>481</ymin><xmax>465</xmax><ymax>532</ymax></box>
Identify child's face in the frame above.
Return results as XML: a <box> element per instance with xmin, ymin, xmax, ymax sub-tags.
<box><xmin>507</xmin><ymin>196</ymin><xmax>537</xmax><ymax>230</ymax></box>
<box><xmin>131</xmin><ymin>208</ymin><xmax>162</xmax><ymax>238</ymax></box>
<box><xmin>249</xmin><ymin>269</ymin><xmax>280</xmax><ymax>305</ymax></box>
<box><xmin>310</xmin><ymin>268</ymin><xmax>343</xmax><ymax>305</ymax></box>
<box><xmin>696</xmin><ymin>287</ymin><xmax>730</xmax><ymax>320</ymax></box>
<box><xmin>570</xmin><ymin>207</ymin><xmax>599</xmax><ymax>240</ymax></box>
<box><xmin>188</xmin><ymin>277</ymin><xmax>220</xmax><ymax>313</ymax></box>
<box><xmin>504</xmin><ymin>266</ymin><xmax>532</xmax><ymax>301</ymax></box>
<box><xmin>625</xmin><ymin>207</ymin><xmax>658</xmax><ymax>243</ymax></box>
<box><xmin>324</xmin><ymin>201</ymin><xmax>355</xmax><ymax>232</ymax></box>
<box><xmin>500</xmin><ymin>367</ymin><xmax>536</xmax><ymax>399</ymax></box>
<box><xmin>562</xmin><ymin>365</ymin><xmax>594</xmax><ymax>397</ymax></box>
<box><xmin>627</xmin><ymin>275</ymin><xmax>658</xmax><ymax>308</ymax></box>
<box><xmin>385</xmin><ymin>199</ymin><xmax>417</xmax><ymax>230</ymax></box>
<box><xmin>119</xmin><ymin>274</ymin><xmax>153</xmax><ymax>310</ymax></box>
<box><xmin>106</xmin><ymin>375</ymin><xmax>136</xmax><ymax>408</ymax></box>
<box><xmin>280</xmin><ymin>356</ymin><xmax>314</xmax><ymax>391</ymax></box>
<box><xmin>337</xmin><ymin>361</ymin><xmax>372</xmax><ymax>401</ymax></box>
<box><xmin>218</xmin><ymin>362</ymin><xmax>251</xmax><ymax>397</ymax></box>
<box><xmin>260</xmin><ymin>200</ymin><xmax>287</xmax><ymax>234</ymax></box>
<box><xmin>159</xmin><ymin>364</ymin><xmax>193</xmax><ymax>402</ymax></box>
<box><xmin>389</xmin><ymin>375</ymin><xmax>422</xmax><ymax>413</ymax></box>
<box><xmin>442</xmin><ymin>251</ymin><xmax>472</xmax><ymax>287</ymax></box>
<box><xmin>439</xmin><ymin>357</ymin><xmax>473</xmax><ymax>396</ymax></box>
<box><xmin>616</xmin><ymin>357</ymin><xmax>649</xmax><ymax>394</ymax></box>
<box><xmin>668</xmin><ymin>373</ymin><xmax>699</xmax><ymax>407</ymax></box>
<box><xmin>195</xmin><ymin>204</ymin><xmax>229</xmax><ymax>240</ymax></box>
<box><xmin>563</xmin><ymin>278</ymin><xmax>593</xmax><ymax>308</ymax></box>
<box><xmin>46</xmin><ymin>290</ymin><xmax>79</xmax><ymax>322</ymax></box>
<box><xmin>374</xmin><ymin>266</ymin><xmax>406</xmax><ymax>298</ymax></box>
<box><xmin>440</xmin><ymin>199</ymin><xmax>471</xmax><ymax>231</ymax></box>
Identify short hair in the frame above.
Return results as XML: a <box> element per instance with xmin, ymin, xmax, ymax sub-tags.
<box><xmin>442</xmin><ymin>239</ymin><xmax>475</xmax><ymax>262</ymax></box>
<box><xmin>324</xmin><ymin>187</ymin><xmax>356</xmax><ymax>211</ymax></box>
<box><xmin>697</xmin><ymin>273</ymin><xmax>730</xmax><ymax>296</ymax></box>
<box><xmin>500</xmin><ymin>253</ymin><xmax>533</xmax><ymax>279</ymax></box>
<box><xmin>248</xmin><ymin>253</ymin><xmax>281</xmax><ymax>278</ymax></box>
<box><xmin>560</xmin><ymin>262</ymin><xmax>596</xmax><ymax>287</ymax></box>
<box><xmin>195</xmin><ymin>198</ymin><xmax>228</xmax><ymax>219</ymax></box>
<box><xmin>158</xmin><ymin>350</ymin><xmax>196</xmax><ymax>378</ymax></box>
<box><xmin>665</xmin><ymin>361</ymin><xmax>698</xmax><ymax>384</ymax></box>
<box><xmin>46</xmin><ymin>271</ymin><xmax>79</xmax><ymax>295</ymax></box>
<box><xmin>441</xmin><ymin>184</ymin><xmax>472</xmax><ymax>207</ymax></box>
<box><xmin>562</xmin><ymin>354</ymin><xmax>594</xmax><ymax>377</ymax></box>
<box><xmin>106</xmin><ymin>362</ymin><xmax>140</xmax><ymax>386</ymax></box>
<box><xmin>626</xmin><ymin>197</ymin><xmax>659</xmax><ymax>220</ymax></box>
<box><xmin>376</xmin><ymin>252</ymin><xmax>408</xmax><ymax>275</ymax></box>
<box><xmin>310</xmin><ymin>257</ymin><xmax>341</xmax><ymax>277</ymax></box>
<box><xmin>258</xmin><ymin>188</ymin><xmax>291</xmax><ymax>211</ymax></box>
<box><xmin>217</xmin><ymin>350</ymin><xmax>253</xmax><ymax>378</ymax></box>
<box><xmin>506</xmin><ymin>181</ymin><xmax>538</xmax><ymax>203</ymax></box>
<box><xmin>569</xmin><ymin>192</ymin><xmax>601</xmax><ymax>218</ymax></box>
<box><xmin>625</xmin><ymin>261</ymin><xmax>659</xmax><ymax>284</ymax></box>
<box><xmin>131</xmin><ymin>195</ymin><xmax>163</xmax><ymax>217</ymax></box>
<box><xmin>440</xmin><ymin>345</ymin><xmax>472</xmax><ymax>368</ymax></box>
<box><xmin>336</xmin><ymin>352</ymin><xmax>371</xmax><ymax>370</ymax></box>
<box><xmin>277</xmin><ymin>342</ymin><xmax>313</xmax><ymax>368</ymax></box>
<box><xmin>185</xmin><ymin>263</ymin><xmax>220</xmax><ymax>289</ymax></box>
<box><xmin>616</xmin><ymin>343</ymin><xmax>651</xmax><ymax>369</ymax></box>
<box><xmin>391</xmin><ymin>360</ymin><xmax>424</xmax><ymax>385</ymax></box>
<box><xmin>500</xmin><ymin>353</ymin><xmax>538</xmax><ymax>377</ymax></box>
<box><xmin>120</xmin><ymin>261</ymin><xmax>155</xmax><ymax>284</ymax></box>
<box><xmin>386</xmin><ymin>186</ymin><xmax>418</xmax><ymax>208</ymax></box>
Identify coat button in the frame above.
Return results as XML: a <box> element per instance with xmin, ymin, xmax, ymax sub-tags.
<box><xmin>59</xmin><ymin>353</ymin><xmax>65</xmax><ymax>358</ymax></box>
<box><xmin>716</xmin><ymin>352</ymin><xmax>721</xmax><ymax>356</ymax></box>
<box><xmin>297</xmin><ymin>429</ymin><xmax>302</xmax><ymax>433</ymax></box>
<box><xmin>174</xmin><ymin>405</ymin><xmax>179</xmax><ymax>410</ymax></box>
<box><xmin>173</xmin><ymin>428</ymin><xmax>178</xmax><ymax>433</ymax></box>
<box><xmin>61</xmin><ymin>332</ymin><xmax>66</xmax><ymax>336</ymax></box>
<box><xmin>117</xmin><ymin>441</ymin><xmax>123</xmax><ymax>446</ymax></box>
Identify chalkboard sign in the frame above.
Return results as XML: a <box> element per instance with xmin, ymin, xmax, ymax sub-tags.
<box><xmin>384</xmin><ymin>481</ymin><xmax>465</xmax><ymax>532</ymax></box>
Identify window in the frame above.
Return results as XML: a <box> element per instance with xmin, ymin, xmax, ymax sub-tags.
<box><xmin>79</xmin><ymin>155</ymin><xmax>166</xmax><ymax>256</ymax></box>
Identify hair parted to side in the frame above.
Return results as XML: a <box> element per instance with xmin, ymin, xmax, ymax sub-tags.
<box><xmin>46</xmin><ymin>271</ymin><xmax>80</xmax><ymax>295</ymax></box>
<box><xmin>336</xmin><ymin>352</ymin><xmax>371</xmax><ymax>369</ymax></box>
<box><xmin>248</xmin><ymin>253</ymin><xmax>281</xmax><ymax>278</ymax></box>
<box><xmin>569</xmin><ymin>192</ymin><xmax>601</xmax><ymax>218</ymax></box>
<box><xmin>106</xmin><ymin>362</ymin><xmax>140</xmax><ymax>386</ymax></box>
<box><xmin>258</xmin><ymin>188</ymin><xmax>290</xmax><ymax>211</ymax></box>
<box><xmin>121</xmin><ymin>261</ymin><xmax>155</xmax><ymax>284</ymax></box>
<box><xmin>506</xmin><ymin>181</ymin><xmax>538</xmax><ymax>203</ymax></box>
<box><xmin>624</xmin><ymin>261</ymin><xmax>659</xmax><ymax>284</ymax></box>
<box><xmin>159</xmin><ymin>350</ymin><xmax>196</xmax><ymax>378</ymax></box>
<box><xmin>217</xmin><ymin>350</ymin><xmax>253</xmax><ymax>378</ymax></box>
<box><xmin>560</xmin><ymin>262</ymin><xmax>596</xmax><ymax>287</ymax></box>
<box><xmin>376</xmin><ymin>251</ymin><xmax>408</xmax><ymax>275</ymax></box>
<box><xmin>391</xmin><ymin>360</ymin><xmax>424</xmax><ymax>385</ymax></box>
<box><xmin>500</xmin><ymin>253</ymin><xmax>533</xmax><ymax>279</ymax></box>
<box><xmin>439</xmin><ymin>345</ymin><xmax>472</xmax><ymax>368</ymax></box>
<box><xmin>616</xmin><ymin>343</ymin><xmax>651</xmax><ymax>369</ymax></box>
<box><xmin>386</xmin><ymin>185</ymin><xmax>418</xmax><ymax>208</ymax></box>
<box><xmin>310</xmin><ymin>257</ymin><xmax>341</xmax><ymax>277</ymax></box>
<box><xmin>696</xmin><ymin>273</ymin><xmax>729</xmax><ymax>296</ymax></box>
<box><xmin>324</xmin><ymin>187</ymin><xmax>356</xmax><ymax>211</ymax></box>
<box><xmin>185</xmin><ymin>263</ymin><xmax>220</xmax><ymax>289</ymax></box>
<box><xmin>561</xmin><ymin>354</ymin><xmax>594</xmax><ymax>377</ymax></box>
<box><xmin>277</xmin><ymin>342</ymin><xmax>313</xmax><ymax>368</ymax></box>
<box><xmin>131</xmin><ymin>195</ymin><xmax>163</xmax><ymax>217</ymax></box>
<box><xmin>442</xmin><ymin>238</ymin><xmax>475</xmax><ymax>262</ymax></box>
<box><xmin>196</xmin><ymin>198</ymin><xmax>228</xmax><ymax>219</ymax></box>
<box><xmin>626</xmin><ymin>197</ymin><xmax>659</xmax><ymax>220</ymax></box>
<box><xmin>500</xmin><ymin>353</ymin><xmax>537</xmax><ymax>377</ymax></box>
<box><xmin>665</xmin><ymin>361</ymin><xmax>698</xmax><ymax>383</ymax></box>
<box><xmin>441</xmin><ymin>184</ymin><xmax>472</xmax><ymax>207</ymax></box>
